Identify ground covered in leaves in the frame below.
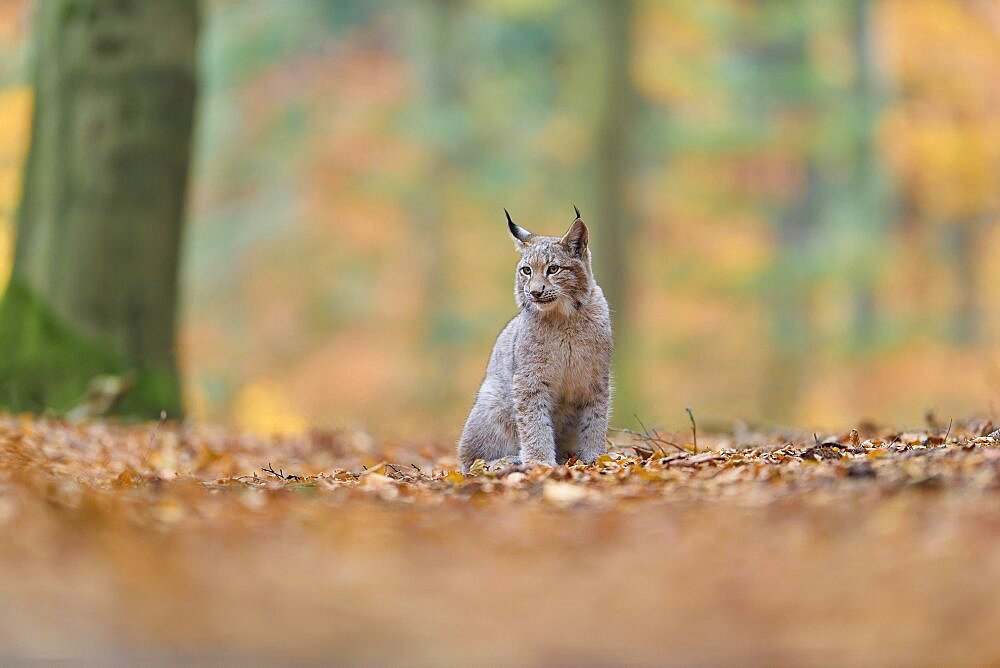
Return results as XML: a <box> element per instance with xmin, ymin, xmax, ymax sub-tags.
<box><xmin>3</xmin><ymin>414</ymin><xmax>1000</xmax><ymax>664</ymax></box>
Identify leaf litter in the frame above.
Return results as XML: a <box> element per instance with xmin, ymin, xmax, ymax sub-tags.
<box><xmin>2</xmin><ymin>414</ymin><xmax>1000</xmax><ymax>663</ymax></box>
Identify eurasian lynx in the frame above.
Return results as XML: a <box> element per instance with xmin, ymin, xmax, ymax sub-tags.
<box><xmin>457</xmin><ymin>207</ymin><xmax>612</xmax><ymax>471</ymax></box>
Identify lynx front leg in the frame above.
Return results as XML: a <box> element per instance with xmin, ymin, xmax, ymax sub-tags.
<box><xmin>575</xmin><ymin>395</ymin><xmax>610</xmax><ymax>464</ymax></box>
<box><xmin>457</xmin><ymin>383</ymin><xmax>521</xmax><ymax>472</ymax></box>
<box><xmin>513</xmin><ymin>388</ymin><xmax>556</xmax><ymax>467</ymax></box>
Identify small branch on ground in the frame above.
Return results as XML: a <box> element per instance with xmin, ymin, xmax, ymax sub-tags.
<box><xmin>612</xmin><ymin>416</ymin><xmax>687</xmax><ymax>456</ymax></box>
<box><xmin>686</xmin><ymin>406</ymin><xmax>698</xmax><ymax>454</ymax></box>
<box><xmin>262</xmin><ymin>462</ymin><xmax>301</xmax><ymax>481</ymax></box>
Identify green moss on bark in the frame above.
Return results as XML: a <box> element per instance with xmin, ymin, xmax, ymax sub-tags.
<box><xmin>0</xmin><ymin>279</ymin><xmax>181</xmax><ymax>418</ymax></box>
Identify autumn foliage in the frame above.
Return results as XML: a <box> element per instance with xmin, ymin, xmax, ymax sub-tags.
<box><xmin>3</xmin><ymin>414</ymin><xmax>1000</xmax><ymax>663</ymax></box>
<box><xmin>2</xmin><ymin>1</ymin><xmax>997</xmax><ymax>435</ymax></box>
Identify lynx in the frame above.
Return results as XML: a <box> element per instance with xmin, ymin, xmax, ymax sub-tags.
<box><xmin>457</xmin><ymin>207</ymin><xmax>613</xmax><ymax>472</ymax></box>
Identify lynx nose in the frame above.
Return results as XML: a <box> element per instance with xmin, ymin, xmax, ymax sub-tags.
<box><xmin>530</xmin><ymin>289</ymin><xmax>544</xmax><ymax>299</ymax></box>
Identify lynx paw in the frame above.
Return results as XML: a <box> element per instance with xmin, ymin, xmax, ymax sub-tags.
<box><xmin>486</xmin><ymin>456</ymin><xmax>522</xmax><ymax>472</ymax></box>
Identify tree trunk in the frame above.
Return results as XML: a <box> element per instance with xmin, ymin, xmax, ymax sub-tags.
<box><xmin>0</xmin><ymin>0</ymin><xmax>199</xmax><ymax>417</ymax></box>
<box><xmin>752</xmin><ymin>1</ymin><xmax>824</xmax><ymax>423</ymax></box>
<box><xmin>765</xmin><ymin>160</ymin><xmax>822</xmax><ymax>422</ymax></box>
<box><xmin>595</xmin><ymin>0</ymin><xmax>636</xmax><ymax>419</ymax></box>
<box><xmin>849</xmin><ymin>0</ymin><xmax>885</xmax><ymax>349</ymax></box>
<box><xmin>411</xmin><ymin>0</ymin><xmax>463</xmax><ymax>411</ymax></box>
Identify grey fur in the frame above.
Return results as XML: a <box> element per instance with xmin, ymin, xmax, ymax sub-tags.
<box><xmin>457</xmin><ymin>210</ymin><xmax>613</xmax><ymax>471</ymax></box>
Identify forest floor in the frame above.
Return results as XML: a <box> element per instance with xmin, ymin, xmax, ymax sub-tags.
<box><xmin>2</xmin><ymin>414</ymin><xmax>1000</xmax><ymax>665</ymax></box>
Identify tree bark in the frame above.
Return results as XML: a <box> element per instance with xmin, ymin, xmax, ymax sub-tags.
<box><xmin>765</xmin><ymin>160</ymin><xmax>822</xmax><ymax>422</ymax></box>
<box><xmin>849</xmin><ymin>0</ymin><xmax>885</xmax><ymax>348</ymax></box>
<box><xmin>0</xmin><ymin>0</ymin><xmax>199</xmax><ymax>417</ymax></box>
<box><xmin>752</xmin><ymin>1</ymin><xmax>824</xmax><ymax>423</ymax></box>
<box><xmin>594</xmin><ymin>0</ymin><xmax>636</xmax><ymax>419</ymax></box>
<box><xmin>410</xmin><ymin>0</ymin><xmax>463</xmax><ymax>412</ymax></box>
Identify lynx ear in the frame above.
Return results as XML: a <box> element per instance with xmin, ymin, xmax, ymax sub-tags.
<box><xmin>506</xmin><ymin>209</ymin><xmax>533</xmax><ymax>249</ymax></box>
<box><xmin>560</xmin><ymin>207</ymin><xmax>589</xmax><ymax>257</ymax></box>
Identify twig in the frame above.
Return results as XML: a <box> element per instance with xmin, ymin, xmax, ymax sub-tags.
<box><xmin>627</xmin><ymin>415</ymin><xmax>687</xmax><ymax>454</ymax></box>
<box><xmin>686</xmin><ymin>406</ymin><xmax>698</xmax><ymax>454</ymax></box>
<box><xmin>630</xmin><ymin>419</ymin><xmax>662</xmax><ymax>456</ymax></box>
<box><xmin>634</xmin><ymin>414</ymin><xmax>652</xmax><ymax>442</ymax></box>
<box><xmin>261</xmin><ymin>462</ymin><xmax>301</xmax><ymax>481</ymax></box>
<box><xmin>944</xmin><ymin>418</ymin><xmax>954</xmax><ymax>441</ymax></box>
<box><xmin>147</xmin><ymin>409</ymin><xmax>167</xmax><ymax>451</ymax></box>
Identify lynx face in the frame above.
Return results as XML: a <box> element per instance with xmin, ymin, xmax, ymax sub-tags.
<box><xmin>507</xmin><ymin>209</ymin><xmax>594</xmax><ymax>315</ymax></box>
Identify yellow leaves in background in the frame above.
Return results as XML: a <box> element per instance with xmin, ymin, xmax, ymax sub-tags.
<box><xmin>883</xmin><ymin>110</ymin><xmax>1000</xmax><ymax>219</ymax></box>
<box><xmin>231</xmin><ymin>380</ymin><xmax>308</xmax><ymax>436</ymax></box>
<box><xmin>0</xmin><ymin>85</ymin><xmax>32</xmax><ymax>294</ymax></box>
<box><xmin>634</xmin><ymin>3</ymin><xmax>714</xmax><ymax>109</ymax></box>
<box><xmin>881</xmin><ymin>0</ymin><xmax>1000</xmax><ymax>220</ymax></box>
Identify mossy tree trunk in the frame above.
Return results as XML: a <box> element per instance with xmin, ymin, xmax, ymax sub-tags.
<box><xmin>0</xmin><ymin>0</ymin><xmax>199</xmax><ymax>417</ymax></box>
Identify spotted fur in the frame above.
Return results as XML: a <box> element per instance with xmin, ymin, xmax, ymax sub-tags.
<box><xmin>457</xmin><ymin>209</ymin><xmax>613</xmax><ymax>471</ymax></box>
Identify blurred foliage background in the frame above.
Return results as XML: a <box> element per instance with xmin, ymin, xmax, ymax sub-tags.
<box><xmin>0</xmin><ymin>0</ymin><xmax>998</xmax><ymax>437</ymax></box>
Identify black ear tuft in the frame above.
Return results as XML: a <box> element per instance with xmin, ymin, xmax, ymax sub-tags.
<box><xmin>573</xmin><ymin>204</ymin><xmax>581</xmax><ymax>219</ymax></box>
<box><xmin>506</xmin><ymin>209</ymin><xmax>533</xmax><ymax>244</ymax></box>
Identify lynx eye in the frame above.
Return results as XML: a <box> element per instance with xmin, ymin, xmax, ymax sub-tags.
<box><xmin>546</xmin><ymin>265</ymin><xmax>562</xmax><ymax>275</ymax></box>
<box><xmin>519</xmin><ymin>266</ymin><xmax>531</xmax><ymax>276</ymax></box>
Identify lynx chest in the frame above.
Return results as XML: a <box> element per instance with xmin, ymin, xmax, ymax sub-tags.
<box><xmin>516</xmin><ymin>309</ymin><xmax>610</xmax><ymax>405</ymax></box>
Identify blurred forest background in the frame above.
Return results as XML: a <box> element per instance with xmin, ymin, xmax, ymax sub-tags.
<box><xmin>0</xmin><ymin>0</ymin><xmax>998</xmax><ymax>438</ymax></box>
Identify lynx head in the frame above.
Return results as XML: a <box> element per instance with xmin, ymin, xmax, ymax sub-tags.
<box><xmin>506</xmin><ymin>206</ymin><xmax>595</xmax><ymax>315</ymax></box>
